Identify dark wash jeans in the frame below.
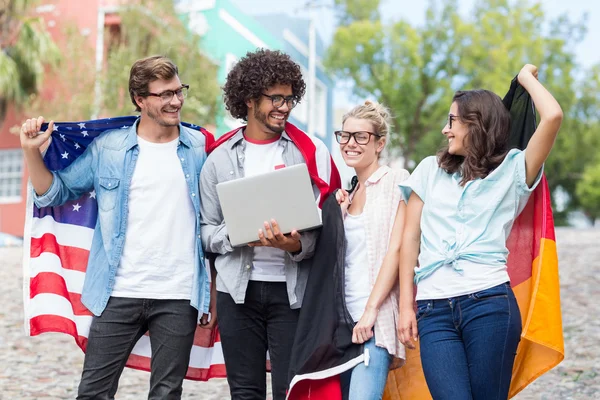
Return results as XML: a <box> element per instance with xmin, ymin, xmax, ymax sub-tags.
<box><xmin>217</xmin><ymin>281</ymin><xmax>300</xmax><ymax>400</ymax></box>
<box><xmin>76</xmin><ymin>297</ymin><xmax>198</xmax><ymax>400</ymax></box>
<box><xmin>417</xmin><ymin>282</ymin><xmax>522</xmax><ymax>400</ymax></box>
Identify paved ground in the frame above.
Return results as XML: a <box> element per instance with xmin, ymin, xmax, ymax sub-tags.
<box><xmin>1</xmin><ymin>228</ymin><xmax>598</xmax><ymax>399</ymax></box>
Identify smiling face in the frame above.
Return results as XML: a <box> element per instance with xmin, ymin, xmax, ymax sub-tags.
<box><xmin>248</xmin><ymin>83</ymin><xmax>292</xmax><ymax>135</ymax></box>
<box><xmin>137</xmin><ymin>76</ymin><xmax>183</xmax><ymax>127</ymax></box>
<box><xmin>442</xmin><ymin>102</ymin><xmax>468</xmax><ymax>157</ymax></box>
<box><xmin>340</xmin><ymin>117</ymin><xmax>385</xmax><ymax>170</ymax></box>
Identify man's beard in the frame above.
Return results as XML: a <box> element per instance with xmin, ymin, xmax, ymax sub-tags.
<box><xmin>147</xmin><ymin>105</ymin><xmax>180</xmax><ymax>127</ymax></box>
<box><xmin>254</xmin><ymin>107</ymin><xmax>285</xmax><ymax>134</ymax></box>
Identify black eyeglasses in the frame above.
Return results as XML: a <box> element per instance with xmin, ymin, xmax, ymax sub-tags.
<box><xmin>261</xmin><ymin>93</ymin><xmax>298</xmax><ymax>109</ymax></box>
<box><xmin>334</xmin><ymin>130</ymin><xmax>381</xmax><ymax>145</ymax></box>
<box><xmin>447</xmin><ymin>113</ymin><xmax>459</xmax><ymax>129</ymax></box>
<box><xmin>147</xmin><ymin>84</ymin><xmax>190</xmax><ymax>103</ymax></box>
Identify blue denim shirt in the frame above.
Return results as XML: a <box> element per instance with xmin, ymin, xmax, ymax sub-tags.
<box><xmin>33</xmin><ymin>119</ymin><xmax>210</xmax><ymax>316</ymax></box>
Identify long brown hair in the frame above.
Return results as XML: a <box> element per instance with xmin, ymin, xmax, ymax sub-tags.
<box><xmin>438</xmin><ymin>90</ymin><xmax>510</xmax><ymax>185</ymax></box>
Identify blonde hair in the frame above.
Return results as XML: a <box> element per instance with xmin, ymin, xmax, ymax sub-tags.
<box><xmin>342</xmin><ymin>100</ymin><xmax>392</xmax><ymax>137</ymax></box>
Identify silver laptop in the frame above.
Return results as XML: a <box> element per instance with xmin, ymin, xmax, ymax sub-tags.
<box><xmin>216</xmin><ymin>163</ymin><xmax>322</xmax><ymax>247</ymax></box>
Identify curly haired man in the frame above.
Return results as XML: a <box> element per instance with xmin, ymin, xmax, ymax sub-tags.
<box><xmin>199</xmin><ymin>49</ymin><xmax>340</xmax><ymax>399</ymax></box>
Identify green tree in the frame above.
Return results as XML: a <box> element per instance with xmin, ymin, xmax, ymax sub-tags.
<box><xmin>327</xmin><ymin>0</ymin><xmax>463</xmax><ymax>165</ymax></box>
<box><xmin>100</xmin><ymin>0</ymin><xmax>219</xmax><ymax>125</ymax></box>
<box><xmin>327</xmin><ymin>0</ymin><xmax>600</xmax><ymax>222</ymax></box>
<box><xmin>0</xmin><ymin>0</ymin><xmax>60</xmax><ymax>125</ymax></box>
<box><xmin>576</xmin><ymin>159</ymin><xmax>600</xmax><ymax>225</ymax></box>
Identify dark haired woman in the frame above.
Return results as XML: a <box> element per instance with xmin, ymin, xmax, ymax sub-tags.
<box><xmin>397</xmin><ymin>64</ymin><xmax>563</xmax><ymax>400</ymax></box>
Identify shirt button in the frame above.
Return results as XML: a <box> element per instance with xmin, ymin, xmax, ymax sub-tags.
<box><xmin>186</xmin><ymin>174</ymin><xmax>190</xmax><ymax>178</ymax></box>
<box><xmin>180</xmin><ymin>157</ymin><xmax>184</xmax><ymax>161</ymax></box>
<box><xmin>246</xmin><ymin>265</ymin><xmax>251</xmax><ymax>270</ymax></box>
<box><xmin>192</xmin><ymin>193</ymin><xmax>196</xmax><ymax>197</ymax></box>
<box><xmin>198</xmin><ymin>235</ymin><xmax>201</xmax><ymax>239</ymax></box>
<box><xmin>229</xmin><ymin>171</ymin><xmax>234</xmax><ymax>175</ymax></box>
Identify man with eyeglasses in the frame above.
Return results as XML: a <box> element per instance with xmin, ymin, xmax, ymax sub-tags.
<box><xmin>19</xmin><ymin>55</ymin><xmax>212</xmax><ymax>399</ymax></box>
<box><xmin>199</xmin><ymin>49</ymin><xmax>340</xmax><ymax>399</ymax></box>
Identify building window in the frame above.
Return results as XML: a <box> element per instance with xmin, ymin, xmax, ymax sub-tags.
<box><xmin>0</xmin><ymin>149</ymin><xmax>23</xmax><ymax>204</ymax></box>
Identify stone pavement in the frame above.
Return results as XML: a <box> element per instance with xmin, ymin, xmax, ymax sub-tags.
<box><xmin>1</xmin><ymin>228</ymin><xmax>598</xmax><ymax>399</ymax></box>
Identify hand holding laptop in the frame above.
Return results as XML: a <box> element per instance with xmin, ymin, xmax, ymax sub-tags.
<box><xmin>247</xmin><ymin>219</ymin><xmax>302</xmax><ymax>253</ymax></box>
<box><xmin>216</xmin><ymin>164</ymin><xmax>322</xmax><ymax>247</ymax></box>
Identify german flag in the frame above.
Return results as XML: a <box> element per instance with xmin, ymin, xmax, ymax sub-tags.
<box><xmin>384</xmin><ymin>78</ymin><xmax>564</xmax><ymax>399</ymax></box>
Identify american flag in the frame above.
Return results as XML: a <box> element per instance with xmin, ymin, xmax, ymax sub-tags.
<box><xmin>23</xmin><ymin>116</ymin><xmax>226</xmax><ymax>380</ymax></box>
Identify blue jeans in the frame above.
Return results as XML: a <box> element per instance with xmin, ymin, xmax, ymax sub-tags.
<box><xmin>417</xmin><ymin>282</ymin><xmax>522</xmax><ymax>400</ymax></box>
<box><xmin>340</xmin><ymin>336</ymin><xmax>392</xmax><ymax>400</ymax></box>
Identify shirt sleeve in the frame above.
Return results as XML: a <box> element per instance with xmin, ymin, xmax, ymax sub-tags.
<box><xmin>199</xmin><ymin>156</ymin><xmax>234</xmax><ymax>255</ymax></box>
<box><xmin>398</xmin><ymin>156</ymin><xmax>435</xmax><ymax>204</ymax></box>
<box><xmin>33</xmin><ymin>140</ymin><xmax>98</xmax><ymax>208</ymax></box>
<box><xmin>513</xmin><ymin>149</ymin><xmax>544</xmax><ymax>196</ymax></box>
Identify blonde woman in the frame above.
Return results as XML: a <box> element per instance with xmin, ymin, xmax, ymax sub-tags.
<box><xmin>335</xmin><ymin>101</ymin><xmax>409</xmax><ymax>399</ymax></box>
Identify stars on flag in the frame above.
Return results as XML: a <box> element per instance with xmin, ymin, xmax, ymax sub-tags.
<box><xmin>78</xmin><ymin>123</ymin><xmax>86</xmax><ymax>129</ymax></box>
<box><xmin>89</xmin><ymin>190</ymin><xmax>96</xmax><ymax>199</ymax></box>
<box><xmin>74</xmin><ymin>143</ymin><xmax>81</xmax><ymax>150</ymax></box>
<box><xmin>72</xmin><ymin>203</ymin><xmax>81</xmax><ymax>212</ymax></box>
<box><xmin>61</xmin><ymin>151</ymin><xmax>69</xmax><ymax>159</ymax></box>
<box><xmin>81</xmin><ymin>131</ymin><xmax>88</xmax><ymax>137</ymax></box>
<box><xmin>59</xmin><ymin>134</ymin><xmax>66</xmax><ymax>141</ymax></box>
<box><xmin>53</xmin><ymin>124</ymin><xmax>59</xmax><ymax>132</ymax></box>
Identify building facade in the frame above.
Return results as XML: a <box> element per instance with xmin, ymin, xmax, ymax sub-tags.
<box><xmin>0</xmin><ymin>0</ymin><xmax>337</xmax><ymax>236</ymax></box>
<box><xmin>176</xmin><ymin>0</ymin><xmax>336</xmax><ymax>150</ymax></box>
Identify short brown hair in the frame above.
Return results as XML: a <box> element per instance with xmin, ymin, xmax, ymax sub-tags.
<box><xmin>129</xmin><ymin>55</ymin><xmax>179</xmax><ymax>111</ymax></box>
<box><xmin>438</xmin><ymin>89</ymin><xmax>510</xmax><ymax>184</ymax></box>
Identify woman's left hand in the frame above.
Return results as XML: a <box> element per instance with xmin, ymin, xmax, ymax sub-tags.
<box><xmin>352</xmin><ymin>306</ymin><xmax>378</xmax><ymax>344</ymax></box>
<box><xmin>336</xmin><ymin>189</ymin><xmax>351</xmax><ymax>215</ymax></box>
<box><xmin>518</xmin><ymin>64</ymin><xmax>538</xmax><ymax>83</ymax></box>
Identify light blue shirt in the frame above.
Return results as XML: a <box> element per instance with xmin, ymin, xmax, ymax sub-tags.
<box><xmin>399</xmin><ymin>149</ymin><xmax>543</xmax><ymax>294</ymax></box>
<box><xmin>33</xmin><ymin>119</ymin><xmax>210</xmax><ymax>316</ymax></box>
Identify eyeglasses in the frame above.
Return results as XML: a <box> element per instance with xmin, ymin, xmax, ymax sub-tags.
<box><xmin>147</xmin><ymin>84</ymin><xmax>190</xmax><ymax>103</ymax></box>
<box><xmin>447</xmin><ymin>113</ymin><xmax>459</xmax><ymax>129</ymax></box>
<box><xmin>334</xmin><ymin>130</ymin><xmax>381</xmax><ymax>145</ymax></box>
<box><xmin>261</xmin><ymin>93</ymin><xmax>298</xmax><ymax>109</ymax></box>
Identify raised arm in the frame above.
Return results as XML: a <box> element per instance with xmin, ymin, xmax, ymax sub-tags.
<box><xmin>21</xmin><ymin>116</ymin><xmax>96</xmax><ymax>207</ymax></box>
<box><xmin>398</xmin><ymin>192</ymin><xmax>424</xmax><ymax>349</ymax></box>
<box><xmin>518</xmin><ymin>64</ymin><xmax>564</xmax><ymax>187</ymax></box>
<box><xmin>20</xmin><ymin>117</ymin><xmax>54</xmax><ymax>195</ymax></box>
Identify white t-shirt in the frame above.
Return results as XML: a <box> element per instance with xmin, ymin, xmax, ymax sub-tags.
<box><xmin>343</xmin><ymin>212</ymin><xmax>371</xmax><ymax>322</ymax></box>
<box><xmin>243</xmin><ymin>134</ymin><xmax>287</xmax><ymax>282</ymax></box>
<box><xmin>112</xmin><ymin>135</ymin><xmax>196</xmax><ymax>299</ymax></box>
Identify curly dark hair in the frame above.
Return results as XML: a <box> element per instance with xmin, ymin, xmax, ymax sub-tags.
<box><xmin>437</xmin><ymin>89</ymin><xmax>510</xmax><ymax>185</ymax></box>
<box><xmin>222</xmin><ymin>49</ymin><xmax>306</xmax><ymax>121</ymax></box>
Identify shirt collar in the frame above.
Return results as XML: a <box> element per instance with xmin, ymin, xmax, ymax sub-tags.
<box><xmin>125</xmin><ymin>117</ymin><xmax>190</xmax><ymax>150</ymax></box>
<box><xmin>365</xmin><ymin>165</ymin><xmax>391</xmax><ymax>185</ymax></box>
<box><xmin>228</xmin><ymin>126</ymin><xmax>292</xmax><ymax>149</ymax></box>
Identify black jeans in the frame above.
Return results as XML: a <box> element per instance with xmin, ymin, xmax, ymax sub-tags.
<box><xmin>217</xmin><ymin>281</ymin><xmax>300</xmax><ymax>400</ymax></box>
<box><xmin>76</xmin><ymin>297</ymin><xmax>198</xmax><ymax>400</ymax></box>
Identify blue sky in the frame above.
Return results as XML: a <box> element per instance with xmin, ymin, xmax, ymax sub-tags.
<box><xmin>233</xmin><ymin>0</ymin><xmax>599</xmax><ymax>68</ymax></box>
